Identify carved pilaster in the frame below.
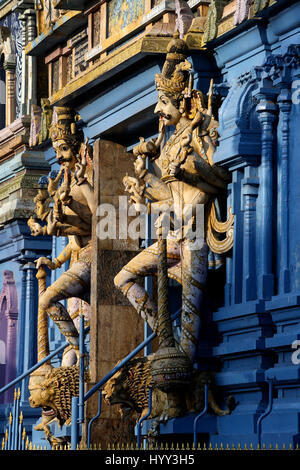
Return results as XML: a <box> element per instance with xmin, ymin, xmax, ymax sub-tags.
<box><xmin>277</xmin><ymin>88</ymin><xmax>292</xmax><ymax>295</ymax></box>
<box><xmin>19</xmin><ymin>14</ymin><xmax>27</xmax><ymax>116</ymax></box>
<box><xmin>242</xmin><ymin>166</ymin><xmax>259</xmax><ymax>302</ymax></box>
<box><xmin>256</xmin><ymin>91</ymin><xmax>278</xmax><ymax>300</ymax></box>
<box><xmin>25</xmin><ymin>9</ymin><xmax>37</xmax><ymax>114</ymax></box>
<box><xmin>20</xmin><ymin>262</ymin><xmax>38</xmax><ymax>402</ymax></box>
<box><xmin>4</xmin><ymin>63</ymin><xmax>16</xmax><ymax>126</ymax></box>
<box><xmin>262</xmin><ymin>46</ymin><xmax>300</xmax><ymax>295</ymax></box>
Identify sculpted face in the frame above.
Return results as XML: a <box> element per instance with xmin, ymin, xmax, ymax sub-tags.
<box><xmin>28</xmin><ymin>384</ymin><xmax>57</xmax><ymax>424</ymax></box>
<box><xmin>154</xmin><ymin>91</ymin><xmax>181</xmax><ymax>127</ymax></box>
<box><xmin>53</xmin><ymin>139</ymin><xmax>77</xmax><ymax>171</ymax></box>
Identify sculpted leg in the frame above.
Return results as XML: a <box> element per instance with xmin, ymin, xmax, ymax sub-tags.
<box><xmin>114</xmin><ymin>236</ymin><xmax>180</xmax><ymax>331</ymax></box>
<box><xmin>39</xmin><ymin>259</ymin><xmax>91</xmax><ymax>361</ymax></box>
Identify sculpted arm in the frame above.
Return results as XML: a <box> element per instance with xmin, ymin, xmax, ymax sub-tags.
<box><xmin>182</xmin><ymin>152</ymin><xmax>228</xmax><ymax>190</ymax></box>
<box><xmin>133</xmin><ymin>154</ymin><xmax>172</xmax><ymax>202</ymax></box>
<box><xmin>35</xmin><ymin>242</ymin><xmax>72</xmax><ymax>270</ymax></box>
<box><xmin>143</xmin><ymin>171</ymin><xmax>172</xmax><ymax>202</ymax></box>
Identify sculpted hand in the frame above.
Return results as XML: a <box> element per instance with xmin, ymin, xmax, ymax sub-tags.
<box><xmin>75</xmin><ymin>138</ymin><xmax>88</xmax><ymax>184</ymax></box>
<box><xmin>134</xmin><ymin>155</ymin><xmax>147</xmax><ymax>178</ymax></box>
<box><xmin>198</xmin><ymin>111</ymin><xmax>212</xmax><ymax>136</ymax></box>
<box><xmin>35</xmin><ymin>257</ymin><xmax>56</xmax><ymax>270</ymax></box>
<box><xmin>48</xmin><ymin>167</ymin><xmax>64</xmax><ymax>197</ymax></box>
<box><xmin>180</xmin><ymin>128</ymin><xmax>193</xmax><ymax>148</ymax></box>
<box><xmin>169</xmin><ymin>161</ymin><xmax>181</xmax><ymax>177</ymax></box>
<box><xmin>53</xmin><ymin>197</ymin><xmax>63</xmax><ymax>222</ymax></box>
<box><xmin>59</xmin><ymin>169</ymin><xmax>72</xmax><ymax>204</ymax></box>
<box><xmin>46</xmin><ymin>210</ymin><xmax>58</xmax><ymax>235</ymax></box>
<box><xmin>130</xmin><ymin>202</ymin><xmax>146</xmax><ymax>213</ymax></box>
<box><xmin>28</xmin><ymin>217</ymin><xmax>44</xmax><ymax>237</ymax></box>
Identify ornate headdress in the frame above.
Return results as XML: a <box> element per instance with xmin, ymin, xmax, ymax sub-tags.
<box><xmin>49</xmin><ymin>107</ymin><xmax>83</xmax><ymax>145</ymax></box>
<box><xmin>155</xmin><ymin>31</ymin><xmax>192</xmax><ymax>101</ymax></box>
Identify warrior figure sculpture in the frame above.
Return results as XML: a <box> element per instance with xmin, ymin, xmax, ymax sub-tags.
<box><xmin>115</xmin><ymin>33</ymin><xmax>233</xmax><ymax>365</ymax></box>
<box><xmin>28</xmin><ymin>107</ymin><xmax>95</xmax><ymax>366</ymax></box>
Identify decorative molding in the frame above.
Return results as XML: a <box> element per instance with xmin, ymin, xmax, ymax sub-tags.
<box><xmin>263</xmin><ymin>45</ymin><xmax>300</xmax><ymax>83</ymax></box>
<box><xmin>52</xmin><ymin>35</ymin><xmax>173</xmax><ymax>104</ymax></box>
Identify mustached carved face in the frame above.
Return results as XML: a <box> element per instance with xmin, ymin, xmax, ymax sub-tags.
<box><xmin>53</xmin><ymin>139</ymin><xmax>77</xmax><ymax>171</ymax></box>
<box><xmin>154</xmin><ymin>91</ymin><xmax>181</xmax><ymax>127</ymax></box>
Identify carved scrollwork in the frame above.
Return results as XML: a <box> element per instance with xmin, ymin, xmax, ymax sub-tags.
<box><xmin>207</xmin><ymin>203</ymin><xmax>234</xmax><ymax>254</ymax></box>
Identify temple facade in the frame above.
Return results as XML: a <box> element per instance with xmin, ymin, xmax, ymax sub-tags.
<box><xmin>0</xmin><ymin>0</ymin><xmax>299</xmax><ymax>450</ymax></box>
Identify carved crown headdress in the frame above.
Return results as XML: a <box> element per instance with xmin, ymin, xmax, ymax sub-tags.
<box><xmin>49</xmin><ymin>107</ymin><xmax>83</xmax><ymax>144</ymax></box>
<box><xmin>155</xmin><ymin>31</ymin><xmax>192</xmax><ymax>100</ymax></box>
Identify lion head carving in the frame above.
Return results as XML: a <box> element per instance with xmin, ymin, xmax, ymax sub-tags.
<box><xmin>29</xmin><ymin>366</ymin><xmax>79</xmax><ymax>428</ymax></box>
<box><xmin>103</xmin><ymin>356</ymin><xmax>236</xmax><ymax>424</ymax></box>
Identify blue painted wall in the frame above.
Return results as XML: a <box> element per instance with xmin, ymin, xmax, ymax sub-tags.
<box><xmin>1</xmin><ymin>0</ymin><xmax>298</xmax><ymax>448</ymax></box>
<box><xmin>74</xmin><ymin>0</ymin><xmax>300</xmax><ymax>447</ymax></box>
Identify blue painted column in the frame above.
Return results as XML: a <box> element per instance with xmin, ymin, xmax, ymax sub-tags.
<box><xmin>256</xmin><ymin>93</ymin><xmax>277</xmax><ymax>300</ymax></box>
<box><xmin>224</xmin><ymin>182</ymin><xmax>233</xmax><ymax>307</ymax></box>
<box><xmin>241</xmin><ymin>166</ymin><xmax>259</xmax><ymax>302</ymax></box>
<box><xmin>20</xmin><ymin>262</ymin><xmax>38</xmax><ymax>403</ymax></box>
<box><xmin>230</xmin><ymin>170</ymin><xmax>244</xmax><ymax>305</ymax></box>
<box><xmin>16</xmin><ymin>265</ymin><xmax>27</xmax><ymax>378</ymax></box>
<box><xmin>277</xmin><ymin>87</ymin><xmax>292</xmax><ymax>295</ymax></box>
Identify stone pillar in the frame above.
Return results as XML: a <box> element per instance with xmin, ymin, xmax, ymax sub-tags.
<box><xmin>4</xmin><ymin>62</ymin><xmax>16</xmax><ymax>126</ymax></box>
<box><xmin>277</xmin><ymin>87</ymin><xmax>292</xmax><ymax>295</ymax></box>
<box><xmin>25</xmin><ymin>9</ymin><xmax>37</xmax><ymax>114</ymax></box>
<box><xmin>86</xmin><ymin>139</ymin><xmax>144</xmax><ymax>447</ymax></box>
<box><xmin>231</xmin><ymin>169</ymin><xmax>244</xmax><ymax>305</ymax></box>
<box><xmin>20</xmin><ymin>262</ymin><xmax>38</xmax><ymax>403</ymax></box>
<box><xmin>241</xmin><ymin>166</ymin><xmax>259</xmax><ymax>302</ymax></box>
<box><xmin>4</xmin><ymin>315</ymin><xmax>18</xmax><ymax>403</ymax></box>
<box><xmin>256</xmin><ymin>94</ymin><xmax>277</xmax><ymax>300</ymax></box>
<box><xmin>16</xmin><ymin>265</ymin><xmax>27</xmax><ymax>377</ymax></box>
<box><xmin>19</xmin><ymin>13</ymin><xmax>27</xmax><ymax>117</ymax></box>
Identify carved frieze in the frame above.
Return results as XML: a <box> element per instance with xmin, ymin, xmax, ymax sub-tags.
<box><xmin>107</xmin><ymin>0</ymin><xmax>145</xmax><ymax>38</ymax></box>
<box><xmin>29</xmin><ymin>98</ymin><xmax>53</xmax><ymax>147</ymax></box>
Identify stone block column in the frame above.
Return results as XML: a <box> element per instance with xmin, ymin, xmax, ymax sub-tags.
<box><xmin>4</xmin><ymin>61</ymin><xmax>16</xmax><ymax>126</ymax></box>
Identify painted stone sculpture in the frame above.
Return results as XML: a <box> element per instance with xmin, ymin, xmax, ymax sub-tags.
<box><xmin>114</xmin><ymin>33</ymin><xmax>233</xmax><ymax>372</ymax></box>
<box><xmin>28</xmin><ymin>266</ymin><xmax>81</xmax><ymax>446</ymax></box>
<box><xmin>28</xmin><ymin>107</ymin><xmax>95</xmax><ymax>366</ymax></box>
<box><xmin>103</xmin><ymin>356</ymin><xmax>235</xmax><ymax>426</ymax></box>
